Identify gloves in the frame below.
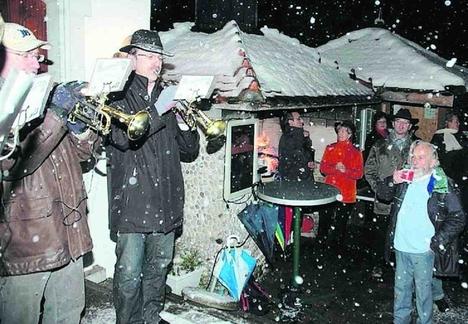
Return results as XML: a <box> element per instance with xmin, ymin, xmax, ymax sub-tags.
<box><xmin>51</xmin><ymin>81</ymin><xmax>88</xmax><ymax>114</ymax></box>
<box><xmin>50</xmin><ymin>81</ymin><xmax>88</xmax><ymax>134</ymax></box>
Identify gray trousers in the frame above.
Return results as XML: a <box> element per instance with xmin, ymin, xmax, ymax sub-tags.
<box><xmin>0</xmin><ymin>258</ymin><xmax>85</xmax><ymax>324</ymax></box>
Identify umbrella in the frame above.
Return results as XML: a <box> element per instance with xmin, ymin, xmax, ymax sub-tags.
<box><xmin>237</xmin><ymin>202</ymin><xmax>278</xmax><ymax>264</ymax></box>
<box><xmin>214</xmin><ymin>247</ymin><xmax>256</xmax><ymax>300</ymax></box>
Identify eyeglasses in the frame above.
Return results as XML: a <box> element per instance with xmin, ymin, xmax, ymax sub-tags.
<box><xmin>134</xmin><ymin>53</ymin><xmax>162</xmax><ymax>60</ymax></box>
<box><xmin>7</xmin><ymin>49</ymin><xmax>45</xmax><ymax>63</ymax></box>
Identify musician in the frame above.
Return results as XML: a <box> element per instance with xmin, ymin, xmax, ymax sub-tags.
<box><xmin>0</xmin><ymin>23</ymin><xmax>99</xmax><ymax>323</ymax></box>
<box><xmin>106</xmin><ymin>29</ymin><xmax>200</xmax><ymax>324</ymax></box>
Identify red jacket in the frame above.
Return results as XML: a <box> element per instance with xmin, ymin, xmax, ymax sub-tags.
<box><xmin>320</xmin><ymin>140</ymin><xmax>363</xmax><ymax>203</ymax></box>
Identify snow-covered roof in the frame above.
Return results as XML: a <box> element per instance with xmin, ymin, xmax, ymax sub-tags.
<box><xmin>317</xmin><ymin>27</ymin><xmax>467</xmax><ymax>92</ymax></box>
<box><xmin>160</xmin><ymin>21</ymin><xmax>373</xmax><ymax>103</ymax></box>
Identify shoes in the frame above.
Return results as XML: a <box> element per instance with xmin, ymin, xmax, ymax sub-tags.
<box><xmin>434</xmin><ymin>298</ymin><xmax>450</xmax><ymax>313</ymax></box>
<box><xmin>371</xmin><ymin>266</ymin><xmax>383</xmax><ymax>278</ymax></box>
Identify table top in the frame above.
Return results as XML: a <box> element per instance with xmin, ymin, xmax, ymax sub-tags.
<box><xmin>256</xmin><ymin>180</ymin><xmax>340</xmax><ymax>206</ymax></box>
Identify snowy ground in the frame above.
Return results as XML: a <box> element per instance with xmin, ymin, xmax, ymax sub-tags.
<box><xmin>82</xmin><ymin>300</ymin><xmax>251</xmax><ymax>324</ymax></box>
<box><xmin>81</xmin><ymin>298</ymin><xmax>468</xmax><ymax>324</ymax></box>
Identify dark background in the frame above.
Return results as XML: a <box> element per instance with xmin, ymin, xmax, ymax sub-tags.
<box><xmin>151</xmin><ymin>0</ymin><xmax>468</xmax><ymax>66</ymax></box>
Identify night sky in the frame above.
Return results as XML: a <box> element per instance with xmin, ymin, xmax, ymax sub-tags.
<box><xmin>151</xmin><ymin>0</ymin><xmax>468</xmax><ymax>66</ymax></box>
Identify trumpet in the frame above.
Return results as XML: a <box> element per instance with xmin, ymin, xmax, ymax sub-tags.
<box><xmin>173</xmin><ymin>100</ymin><xmax>226</xmax><ymax>141</ymax></box>
<box><xmin>69</xmin><ymin>97</ymin><xmax>150</xmax><ymax>141</ymax></box>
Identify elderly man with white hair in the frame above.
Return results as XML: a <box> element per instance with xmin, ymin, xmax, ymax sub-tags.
<box><xmin>378</xmin><ymin>140</ymin><xmax>465</xmax><ymax>324</ymax></box>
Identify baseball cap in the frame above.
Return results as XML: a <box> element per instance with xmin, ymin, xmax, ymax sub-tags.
<box><xmin>3</xmin><ymin>22</ymin><xmax>51</xmax><ymax>52</ymax></box>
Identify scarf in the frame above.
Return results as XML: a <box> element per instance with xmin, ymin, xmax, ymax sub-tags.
<box><xmin>427</xmin><ymin>167</ymin><xmax>449</xmax><ymax>194</ymax></box>
<box><xmin>434</xmin><ymin>128</ymin><xmax>463</xmax><ymax>152</ymax></box>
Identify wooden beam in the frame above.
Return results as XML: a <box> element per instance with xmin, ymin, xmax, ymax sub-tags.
<box><xmin>380</xmin><ymin>91</ymin><xmax>454</xmax><ymax>107</ymax></box>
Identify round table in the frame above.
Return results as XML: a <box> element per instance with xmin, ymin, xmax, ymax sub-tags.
<box><xmin>257</xmin><ymin>180</ymin><xmax>339</xmax><ymax>286</ymax></box>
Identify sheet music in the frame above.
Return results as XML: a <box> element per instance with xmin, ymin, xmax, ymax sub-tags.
<box><xmin>87</xmin><ymin>58</ymin><xmax>133</xmax><ymax>96</ymax></box>
<box><xmin>12</xmin><ymin>73</ymin><xmax>53</xmax><ymax>129</ymax></box>
<box><xmin>0</xmin><ymin>69</ymin><xmax>34</xmax><ymax>152</ymax></box>
<box><xmin>173</xmin><ymin>75</ymin><xmax>215</xmax><ymax>102</ymax></box>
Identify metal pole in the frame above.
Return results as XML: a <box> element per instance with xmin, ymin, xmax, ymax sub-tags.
<box><xmin>292</xmin><ymin>206</ymin><xmax>301</xmax><ymax>287</ymax></box>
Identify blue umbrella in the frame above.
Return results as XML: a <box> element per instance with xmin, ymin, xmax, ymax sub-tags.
<box><xmin>237</xmin><ymin>203</ymin><xmax>279</xmax><ymax>264</ymax></box>
<box><xmin>214</xmin><ymin>247</ymin><xmax>257</xmax><ymax>300</ymax></box>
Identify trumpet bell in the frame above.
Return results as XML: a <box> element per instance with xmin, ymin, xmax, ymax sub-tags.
<box><xmin>127</xmin><ymin>111</ymin><xmax>151</xmax><ymax>141</ymax></box>
<box><xmin>205</xmin><ymin>119</ymin><xmax>226</xmax><ymax>140</ymax></box>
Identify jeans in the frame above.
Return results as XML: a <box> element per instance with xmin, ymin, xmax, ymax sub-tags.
<box><xmin>394</xmin><ymin>250</ymin><xmax>434</xmax><ymax>324</ymax></box>
<box><xmin>113</xmin><ymin>231</ymin><xmax>175</xmax><ymax>324</ymax></box>
<box><xmin>0</xmin><ymin>258</ymin><xmax>85</xmax><ymax>324</ymax></box>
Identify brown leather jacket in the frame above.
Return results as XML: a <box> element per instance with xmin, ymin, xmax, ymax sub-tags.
<box><xmin>0</xmin><ymin>110</ymin><xmax>97</xmax><ymax>275</ymax></box>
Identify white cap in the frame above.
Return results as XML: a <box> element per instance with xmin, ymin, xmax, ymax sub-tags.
<box><xmin>3</xmin><ymin>22</ymin><xmax>50</xmax><ymax>52</ymax></box>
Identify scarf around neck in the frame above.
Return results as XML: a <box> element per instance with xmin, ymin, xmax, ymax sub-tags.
<box><xmin>434</xmin><ymin>128</ymin><xmax>462</xmax><ymax>152</ymax></box>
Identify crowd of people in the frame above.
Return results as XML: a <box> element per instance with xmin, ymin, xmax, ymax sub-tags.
<box><xmin>277</xmin><ymin>108</ymin><xmax>466</xmax><ymax>324</ymax></box>
<box><xmin>0</xmin><ymin>16</ymin><xmax>466</xmax><ymax>324</ymax></box>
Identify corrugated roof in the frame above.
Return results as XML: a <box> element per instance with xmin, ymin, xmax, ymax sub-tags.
<box><xmin>317</xmin><ymin>27</ymin><xmax>467</xmax><ymax>92</ymax></box>
<box><xmin>160</xmin><ymin>21</ymin><xmax>374</xmax><ymax>104</ymax></box>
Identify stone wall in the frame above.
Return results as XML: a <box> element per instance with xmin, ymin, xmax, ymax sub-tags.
<box><xmin>177</xmin><ymin>134</ymin><xmax>262</xmax><ymax>281</ymax></box>
<box><xmin>175</xmin><ymin>116</ymin><xmax>338</xmax><ymax>281</ymax></box>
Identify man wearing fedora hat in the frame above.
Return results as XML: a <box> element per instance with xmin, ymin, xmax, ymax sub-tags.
<box><xmin>364</xmin><ymin>108</ymin><xmax>418</xmax><ymax>278</ymax></box>
<box><xmin>106</xmin><ymin>29</ymin><xmax>200</xmax><ymax>324</ymax></box>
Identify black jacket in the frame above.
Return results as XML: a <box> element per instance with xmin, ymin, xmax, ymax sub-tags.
<box><xmin>363</xmin><ymin>129</ymin><xmax>387</xmax><ymax>162</ymax></box>
<box><xmin>278</xmin><ymin>126</ymin><xmax>314</xmax><ymax>181</ymax></box>
<box><xmin>430</xmin><ymin>131</ymin><xmax>468</xmax><ymax>184</ymax></box>
<box><xmin>106</xmin><ymin>73</ymin><xmax>200</xmax><ymax>234</ymax></box>
<box><xmin>381</xmin><ymin>174</ymin><xmax>465</xmax><ymax>277</ymax></box>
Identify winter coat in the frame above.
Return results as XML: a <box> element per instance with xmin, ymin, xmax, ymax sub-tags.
<box><xmin>363</xmin><ymin>129</ymin><xmax>388</xmax><ymax>162</ymax></box>
<box><xmin>0</xmin><ymin>110</ymin><xmax>96</xmax><ymax>275</ymax></box>
<box><xmin>320</xmin><ymin>140</ymin><xmax>363</xmax><ymax>203</ymax></box>
<box><xmin>278</xmin><ymin>126</ymin><xmax>314</xmax><ymax>181</ymax></box>
<box><xmin>364</xmin><ymin>131</ymin><xmax>417</xmax><ymax>215</ymax></box>
<box><xmin>106</xmin><ymin>73</ymin><xmax>200</xmax><ymax>234</ymax></box>
<box><xmin>380</xmin><ymin>169</ymin><xmax>465</xmax><ymax>277</ymax></box>
<box><xmin>430</xmin><ymin>130</ymin><xmax>468</xmax><ymax>185</ymax></box>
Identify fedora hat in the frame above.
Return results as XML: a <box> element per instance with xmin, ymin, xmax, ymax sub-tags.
<box><xmin>390</xmin><ymin>108</ymin><xmax>419</xmax><ymax>124</ymax></box>
<box><xmin>119</xmin><ymin>29</ymin><xmax>173</xmax><ymax>56</ymax></box>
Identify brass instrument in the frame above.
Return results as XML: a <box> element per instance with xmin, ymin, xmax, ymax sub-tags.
<box><xmin>173</xmin><ymin>100</ymin><xmax>226</xmax><ymax>141</ymax></box>
<box><xmin>69</xmin><ymin>97</ymin><xmax>150</xmax><ymax>141</ymax></box>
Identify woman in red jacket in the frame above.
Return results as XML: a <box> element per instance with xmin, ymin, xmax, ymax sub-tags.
<box><xmin>318</xmin><ymin>120</ymin><xmax>363</xmax><ymax>250</ymax></box>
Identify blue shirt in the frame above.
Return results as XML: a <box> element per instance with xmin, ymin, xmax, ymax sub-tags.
<box><xmin>394</xmin><ymin>174</ymin><xmax>434</xmax><ymax>253</ymax></box>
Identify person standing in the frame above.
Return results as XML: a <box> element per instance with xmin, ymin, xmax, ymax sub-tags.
<box><xmin>431</xmin><ymin>112</ymin><xmax>468</xmax><ymax>210</ymax></box>
<box><xmin>363</xmin><ymin>111</ymin><xmax>389</xmax><ymax>162</ymax></box>
<box><xmin>364</xmin><ymin>108</ymin><xmax>418</xmax><ymax>277</ymax></box>
<box><xmin>0</xmin><ymin>23</ymin><xmax>98</xmax><ymax>323</ymax></box>
<box><xmin>379</xmin><ymin>140</ymin><xmax>465</xmax><ymax>324</ymax></box>
<box><xmin>278</xmin><ymin>111</ymin><xmax>315</xmax><ymax>181</ymax></box>
<box><xmin>318</xmin><ymin>120</ymin><xmax>363</xmax><ymax>249</ymax></box>
<box><xmin>107</xmin><ymin>29</ymin><xmax>200</xmax><ymax>324</ymax></box>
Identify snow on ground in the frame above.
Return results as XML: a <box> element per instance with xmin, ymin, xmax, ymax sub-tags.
<box><xmin>81</xmin><ymin>300</ymin><xmax>468</xmax><ymax>323</ymax></box>
<box><xmin>81</xmin><ymin>300</ymin><xmax>250</xmax><ymax>324</ymax></box>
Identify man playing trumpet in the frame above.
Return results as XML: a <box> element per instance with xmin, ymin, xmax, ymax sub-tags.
<box><xmin>0</xmin><ymin>22</ymin><xmax>99</xmax><ymax>323</ymax></box>
<box><xmin>107</xmin><ymin>29</ymin><xmax>200</xmax><ymax>324</ymax></box>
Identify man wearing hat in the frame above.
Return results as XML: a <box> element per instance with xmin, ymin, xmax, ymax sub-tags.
<box><xmin>106</xmin><ymin>29</ymin><xmax>200</xmax><ymax>324</ymax></box>
<box><xmin>0</xmin><ymin>22</ymin><xmax>98</xmax><ymax>323</ymax></box>
<box><xmin>364</xmin><ymin>108</ymin><xmax>418</xmax><ymax>279</ymax></box>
